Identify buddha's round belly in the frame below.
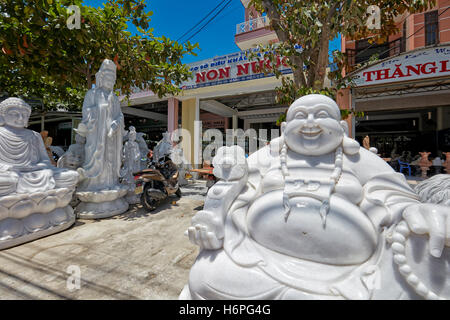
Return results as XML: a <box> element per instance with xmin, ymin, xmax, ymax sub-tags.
<box><xmin>247</xmin><ymin>191</ymin><xmax>378</xmax><ymax>265</ymax></box>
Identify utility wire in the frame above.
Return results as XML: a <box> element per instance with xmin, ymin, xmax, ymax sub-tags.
<box><xmin>354</xmin><ymin>6</ymin><xmax>449</xmax><ymax>60</ymax></box>
<box><xmin>184</xmin><ymin>0</ymin><xmax>233</xmax><ymax>43</ymax></box>
<box><xmin>176</xmin><ymin>0</ymin><xmax>228</xmax><ymax>42</ymax></box>
<box><xmin>353</xmin><ymin>13</ymin><xmax>412</xmax><ymax>59</ymax></box>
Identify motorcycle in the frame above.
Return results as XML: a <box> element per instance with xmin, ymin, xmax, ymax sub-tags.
<box><xmin>133</xmin><ymin>155</ymin><xmax>182</xmax><ymax>211</ymax></box>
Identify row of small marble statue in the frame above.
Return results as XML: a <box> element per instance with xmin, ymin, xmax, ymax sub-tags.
<box><xmin>0</xmin><ymin>59</ymin><xmax>188</xmax><ymax>250</ymax></box>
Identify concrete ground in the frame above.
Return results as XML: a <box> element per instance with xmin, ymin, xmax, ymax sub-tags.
<box><xmin>0</xmin><ymin>180</ymin><xmax>208</xmax><ymax>300</ymax></box>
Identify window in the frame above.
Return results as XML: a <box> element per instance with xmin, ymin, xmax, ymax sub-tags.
<box><xmin>425</xmin><ymin>10</ymin><xmax>439</xmax><ymax>46</ymax></box>
<box><xmin>401</xmin><ymin>21</ymin><xmax>407</xmax><ymax>52</ymax></box>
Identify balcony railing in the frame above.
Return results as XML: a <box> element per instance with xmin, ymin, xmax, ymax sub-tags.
<box><xmin>346</xmin><ymin>37</ymin><xmax>406</xmax><ymax>70</ymax></box>
<box><xmin>236</xmin><ymin>16</ymin><xmax>270</xmax><ymax>35</ymax></box>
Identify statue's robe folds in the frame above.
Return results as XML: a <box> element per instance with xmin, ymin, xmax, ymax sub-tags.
<box><xmin>186</xmin><ymin>144</ymin><xmax>425</xmax><ymax>300</ymax></box>
<box><xmin>0</xmin><ymin>126</ymin><xmax>77</xmax><ymax>196</ymax></box>
<box><xmin>78</xmin><ymin>88</ymin><xmax>124</xmax><ymax>192</ymax></box>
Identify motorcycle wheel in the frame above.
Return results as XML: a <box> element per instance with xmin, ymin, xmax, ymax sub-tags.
<box><xmin>141</xmin><ymin>185</ymin><xmax>160</xmax><ymax>211</ymax></box>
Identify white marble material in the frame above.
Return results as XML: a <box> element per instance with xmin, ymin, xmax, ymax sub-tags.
<box><xmin>415</xmin><ymin>174</ymin><xmax>450</xmax><ymax>206</ymax></box>
<box><xmin>181</xmin><ymin>94</ymin><xmax>450</xmax><ymax>300</ymax></box>
<box><xmin>153</xmin><ymin>132</ymin><xmax>172</xmax><ymax>161</ymax></box>
<box><xmin>74</xmin><ymin>59</ymin><xmax>129</xmax><ymax>219</ymax></box>
<box><xmin>0</xmin><ymin>97</ymin><xmax>78</xmax><ymax>250</ymax></box>
<box><xmin>170</xmin><ymin>139</ymin><xmax>190</xmax><ymax>186</ymax></box>
<box><xmin>120</xmin><ymin>126</ymin><xmax>141</xmax><ymax>204</ymax></box>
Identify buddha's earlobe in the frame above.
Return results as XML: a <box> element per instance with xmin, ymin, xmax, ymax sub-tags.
<box><xmin>339</xmin><ymin>120</ymin><xmax>359</xmax><ymax>155</ymax></box>
<box><xmin>280</xmin><ymin>122</ymin><xmax>286</xmax><ymax>134</ymax></box>
<box><xmin>340</xmin><ymin>120</ymin><xmax>349</xmax><ymax>136</ymax></box>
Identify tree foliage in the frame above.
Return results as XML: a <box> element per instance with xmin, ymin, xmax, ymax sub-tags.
<box><xmin>250</xmin><ymin>0</ymin><xmax>436</xmax><ymax>106</ymax></box>
<box><xmin>0</xmin><ymin>0</ymin><xmax>198</xmax><ymax>111</ymax></box>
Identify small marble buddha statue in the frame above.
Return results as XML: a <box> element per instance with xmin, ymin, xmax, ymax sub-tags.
<box><xmin>0</xmin><ymin>97</ymin><xmax>79</xmax><ymax>249</ymax></box>
<box><xmin>135</xmin><ymin>132</ymin><xmax>150</xmax><ymax>170</ymax></box>
<box><xmin>120</xmin><ymin>126</ymin><xmax>141</xmax><ymax>204</ymax></box>
<box><xmin>181</xmin><ymin>94</ymin><xmax>450</xmax><ymax>300</ymax></box>
<box><xmin>57</xmin><ymin>134</ymin><xmax>86</xmax><ymax>170</ymax></box>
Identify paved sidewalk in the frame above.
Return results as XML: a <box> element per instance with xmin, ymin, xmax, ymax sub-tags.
<box><xmin>0</xmin><ymin>193</ymin><xmax>204</xmax><ymax>300</ymax></box>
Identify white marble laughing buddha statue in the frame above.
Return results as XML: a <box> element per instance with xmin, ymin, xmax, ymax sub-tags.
<box><xmin>0</xmin><ymin>97</ymin><xmax>79</xmax><ymax>250</ymax></box>
<box><xmin>74</xmin><ymin>59</ymin><xmax>129</xmax><ymax>219</ymax></box>
<box><xmin>181</xmin><ymin>94</ymin><xmax>450</xmax><ymax>300</ymax></box>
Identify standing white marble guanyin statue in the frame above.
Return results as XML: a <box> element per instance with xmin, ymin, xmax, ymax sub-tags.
<box><xmin>0</xmin><ymin>98</ymin><xmax>79</xmax><ymax>249</ymax></box>
<box><xmin>181</xmin><ymin>94</ymin><xmax>450</xmax><ymax>300</ymax></box>
<box><xmin>74</xmin><ymin>59</ymin><xmax>129</xmax><ymax>219</ymax></box>
<box><xmin>120</xmin><ymin>126</ymin><xmax>141</xmax><ymax>204</ymax></box>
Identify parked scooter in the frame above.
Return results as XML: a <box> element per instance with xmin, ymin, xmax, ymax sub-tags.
<box><xmin>134</xmin><ymin>155</ymin><xmax>181</xmax><ymax>211</ymax></box>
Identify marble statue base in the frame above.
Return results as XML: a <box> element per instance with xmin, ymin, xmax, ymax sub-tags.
<box><xmin>0</xmin><ymin>188</ymin><xmax>76</xmax><ymax>250</ymax></box>
<box><xmin>125</xmin><ymin>192</ymin><xmax>141</xmax><ymax>205</ymax></box>
<box><xmin>75</xmin><ymin>187</ymin><xmax>129</xmax><ymax>219</ymax></box>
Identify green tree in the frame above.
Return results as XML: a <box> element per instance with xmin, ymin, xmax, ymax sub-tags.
<box><xmin>249</xmin><ymin>0</ymin><xmax>435</xmax><ymax>106</ymax></box>
<box><xmin>0</xmin><ymin>0</ymin><xmax>198</xmax><ymax>110</ymax></box>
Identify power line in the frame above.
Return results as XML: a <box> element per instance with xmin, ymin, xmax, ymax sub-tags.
<box><xmin>354</xmin><ymin>13</ymin><xmax>412</xmax><ymax>60</ymax></box>
<box><xmin>176</xmin><ymin>0</ymin><xmax>228</xmax><ymax>42</ymax></box>
<box><xmin>360</xmin><ymin>6</ymin><xmax>450</xmax><ymax>62</ymax></box>
<box><xmin>184</xmin><ymin>0</ymin><xmax>233</xmax><ymax>43</ymax></box>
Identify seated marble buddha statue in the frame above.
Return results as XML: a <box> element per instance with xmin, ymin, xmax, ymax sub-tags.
<box><xmin>0</xmin><ymin>98</ymin><xmax>79</xmax><ymax>249</ymax></box>
<box><xmin>181</xmin><ymin>94</ymin><xmax>450</xmax><ymax>300</ymax></box>
<box><xmin>0</xmin><ymin>98</ymin><xmax>78</xmax><ymax>196</ymax></box>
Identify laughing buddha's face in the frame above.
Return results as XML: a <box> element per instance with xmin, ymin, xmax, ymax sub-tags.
<box><xmin>282</xmin><ymin>95</ymin><xmax>344</xmax><ymax>156</ymax></box>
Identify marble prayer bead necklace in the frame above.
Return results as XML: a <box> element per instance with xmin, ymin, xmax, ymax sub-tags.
<box><xmin>280</xmin><ymin>142</ymin><xmax>344</xmax><ymax>227</ymax></box>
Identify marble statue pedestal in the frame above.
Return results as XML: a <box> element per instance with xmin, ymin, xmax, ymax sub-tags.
<box><xmin>0</xmin><ymin>188</ymin><xmax>76</xmax><ymax>250</ymax></box>
<box><xmin>75</xmin><ymin>187</ymin><xmax>129</xmax><ymax>219</ymax></box>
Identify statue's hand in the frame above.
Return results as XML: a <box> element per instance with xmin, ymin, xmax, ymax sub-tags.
<box><xmin>35</xmin><ymin>162</ymin><xmax>50</xmax><ymax>170</ymax></box>
<box><xmin>403</xmin><ymin>203</ymin><xmax>450</xmax><ymax>258</ymax></box>
<box><xmin>108</xmin><ymin>121</ymin><xmax>119</xmax><ymax>137</ymax></box>
<box><xmin>187</xmin><ymin>224</ymin><xmax>223</xmax><ymax>250</ymax></box>
<box><xmin>186</xmin><ymin>210</ymin><xmax>224</xmax><ymax>250</ymax></box>
<box><xmin>0</xmin><ymin>163</ymin><xmax>12</xmax><ymax>172</ymax></box>
<box><xmin>75</xmin><ymin>123</ymin><xmax>88</xmax><ymax>137</ymax></box>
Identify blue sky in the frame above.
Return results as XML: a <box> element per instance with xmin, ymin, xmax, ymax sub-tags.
<box><xmin>84</xmin><ymin>0</ymin><xmax>341</xmax><ymax>64</ymax></box>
